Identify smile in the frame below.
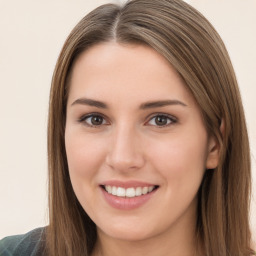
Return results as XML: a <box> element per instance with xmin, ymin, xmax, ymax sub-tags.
<box><xmin>103</xmin><ymin>185</ymin><xmax>157</xmax><ymax>198</ymax></box>
<box><xmin>100</xmin><ymin>181</ymin><xmax>159</xmax><ymax>210</ymax></box>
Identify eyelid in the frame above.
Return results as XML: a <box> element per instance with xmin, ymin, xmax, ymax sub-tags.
<box><xmin>78</xmin><ymin>112</ymin><xmax>110</xmax><ymax>127</ymax></box>
<box><xmin>145</xmin><ymin>113</ymin><xmax>177</xmax><ymax>127</ymax></box>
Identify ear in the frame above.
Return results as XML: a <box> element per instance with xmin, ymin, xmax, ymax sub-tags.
<box><xmin>205</xmin><ymin>136</ymin><xmax>220</xmax><ymax>169</ymax></box>
<box><xmin>206</xmin><ymin>119</ymin><xmax>224</xmax><ymax>169</ymax></box>
<box><xmin>220</xmin><ymin>118</ymin><xmax>225</xmax><ymax>136</ymax></box>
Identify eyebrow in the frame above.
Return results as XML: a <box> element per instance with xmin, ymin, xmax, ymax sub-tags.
<box><xmin>71</xmin><ymin>98</ymin><xmax>187</xmax><ymax>109</ymax></box>
<box><xmin>139</xmin><ymin>99</ymin><xmax>187</xmax><ymax>109</ymax></box>
<box><xmin>71</xmin><ymin>98</ymin><xmax>107</xmax><ymax>108</ymax></box>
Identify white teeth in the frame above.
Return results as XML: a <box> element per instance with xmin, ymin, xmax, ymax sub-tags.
<box><xmin>116</xmin><ymin>187</ymin><xmax>126</xmax><ymax>197</ymax></box>
<box><xmin>106</xmin><ymin>185</ymin><xmax>111</xmax><ymax>193</ymax></box>
<box><xmin>135</xmin><ymin>187</ymin><xmax>142</xmax><ymax>196</ymax></box>
<box><xmin>104</xmin><ymin>185</ymin><xmax>156</xmax><ymax>198</ymax></box>
<box><xmin>112</xmin><ymin>186</ymin><xmax>117</xmax><ymax>195</ymax></box>
<box><xmin>142</xmin><ymin>187</ymin><xmax>148</xmax><ymax>194</ymax></box>
<box><xmin>126</xmin><ymin>188</ymin><xmax>136</xmax><ymax>197</ymax></box>
<box><xmin>148</xmin><ymin>186</ymin><xmax>154</xmax><ymax>192</ymax></box>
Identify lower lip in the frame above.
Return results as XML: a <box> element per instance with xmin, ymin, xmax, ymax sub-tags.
<box><xmin>101</xmin><ymin>187</ymin><xmax>157</xmax><ymax>210</ymax></box>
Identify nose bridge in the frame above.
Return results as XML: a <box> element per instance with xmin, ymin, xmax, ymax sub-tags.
<box><xmin>106</xmin><ymin>122</ymin><xmax>144</xmax><ymax>171</ymax></box>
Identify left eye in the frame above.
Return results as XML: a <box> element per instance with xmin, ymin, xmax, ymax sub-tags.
<box><xmin>80</xmin><ymin>114</ymin><xmax>107</xmax><ymax>126</ymax></box>
<box><xmin>147</xmin><ymin>115</ymin><xmax>176</xmax><ymax>127</ymax></box>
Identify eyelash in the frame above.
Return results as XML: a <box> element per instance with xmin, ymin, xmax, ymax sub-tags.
<box><xmin>78</xmin><ymin>113</ymin><xmax>177</xmax><ymax>128</ymax></box>
<box><xmin>78</xmin><ymin>113</ymin><xmax>109</xmax><ymax>128</ymax></box>
<box><xmin>146</xmin><ymin>113</ymin><xmax>177</xmax><ymax>127</ymax></box>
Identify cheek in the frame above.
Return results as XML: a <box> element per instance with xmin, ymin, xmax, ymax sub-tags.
<box><xmin>64</xmin><ymin>132</ymin><xmax>107</xmax><ymax>214</ymax></box>
<box><xmin>64</xmin><ymin>131</ymin><xmax>109</xmax><ymax>215</ymax></box>
<box><xmin>149</xmin><ymin>131</ymin><xmax>208</xmax><ymax>189</ymax></box>
<box><xmin>65</xmin><ymin>132</ymin><xmax>106</xmax><ymax>179</ymax></box>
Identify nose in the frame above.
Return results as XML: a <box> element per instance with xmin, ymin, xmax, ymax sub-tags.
<box><xmin>105</xmin><ymin>125</ymin><xmax>145</xmax><ymax>173</ymax></box>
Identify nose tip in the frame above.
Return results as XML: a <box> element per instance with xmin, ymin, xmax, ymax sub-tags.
<box><xmin>106</xmin><ymin>153</ymin><xmax>142</xmax><ymax>172</ymax></box>
<box><xmin>105</xmin><ymin>132</ymin><xmax>145</xmax><ymax>172</ymax></box>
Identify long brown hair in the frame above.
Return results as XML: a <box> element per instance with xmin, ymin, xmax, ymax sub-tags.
<box><xmin>47</xmin><ymin>0</ymin><xmax>254</xmax><ymax>255</ymax></box>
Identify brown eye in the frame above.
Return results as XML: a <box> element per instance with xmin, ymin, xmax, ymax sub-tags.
<box><xmin>91</xmin><ymin>115</ymin><xmax>103</xmax><ymax>125</ymax></box>
<box><xmin>155</xmin><ymin>116</ymin><xmax>169</xmax><ymax>126</ymax></box>
<box><xmin>80</xmin><ymin>114</ymin><xmax>107</xmax><ymax>127</ymax></box>
<box><xmin>148</xmin><ymin>114</ymin><xmax>176</xmax><ymax>127</ymax></box>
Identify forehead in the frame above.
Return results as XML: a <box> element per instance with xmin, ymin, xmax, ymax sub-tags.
<box><xmin>67</xmin><ymin>42</ymin><xmax>196</xmax><ymax>108</ymax></box>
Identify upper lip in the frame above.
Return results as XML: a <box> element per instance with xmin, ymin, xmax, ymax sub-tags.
<box><xmin>100</xmin><ymin>180</ymin><xmax>158</xmax><ymax>189</ymax></box>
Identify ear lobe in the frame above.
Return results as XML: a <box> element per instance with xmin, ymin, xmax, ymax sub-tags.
<box><xmin>206</xmin><ymin>120</ymin><xmax>224</xmax><ymax>169</ymax></box>
<box><xmin>206</xmin><ymin>136</ymin><xmax>220</xmax><ymax>169</ymax></box>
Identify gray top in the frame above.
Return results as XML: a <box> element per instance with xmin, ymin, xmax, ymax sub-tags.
<box><xmin>0</xmin><ymin>227</ymin><xmax>45</xmax><ymax>256</ymax></box>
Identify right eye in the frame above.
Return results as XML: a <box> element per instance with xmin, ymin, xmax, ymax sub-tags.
<box><xmin>79</xmin><ymin>114</ymin><xmax>108</xmax><ymax>127</ymax></box>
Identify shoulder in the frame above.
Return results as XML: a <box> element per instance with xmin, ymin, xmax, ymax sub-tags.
<box><xmin>0</xmin><ymin>227</ymin><xmax>46</xmax><ymax>256</ymax></box>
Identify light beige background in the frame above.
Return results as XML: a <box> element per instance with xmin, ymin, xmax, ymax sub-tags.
<box><xmin>0</xmin><ymin>0</ymin><xmax>255</xmax><ymax>242</ymax></box>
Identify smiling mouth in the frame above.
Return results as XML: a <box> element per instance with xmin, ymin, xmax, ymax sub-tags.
<box><xmin>101</xmin><ymin>185</ymin><xmax>159</xmax><ymax>198</ymax></box>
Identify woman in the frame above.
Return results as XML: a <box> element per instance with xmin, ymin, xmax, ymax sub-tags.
<box><xmin>0</xmin><ymin>0</ymin><xmax>255</xmax><ymax>255</ymax></box>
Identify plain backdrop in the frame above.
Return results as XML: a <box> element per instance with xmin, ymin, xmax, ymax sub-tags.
<box><xmin>0</xmin><ymin>0</ymin><xmax>255</xmax><ymax>242</ymax></box>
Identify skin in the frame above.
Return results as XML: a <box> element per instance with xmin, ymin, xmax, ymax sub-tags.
<box><xmin>65</xmin><ymin>42</ymin><xmax>220</xmax><ymax>256</ymax></box>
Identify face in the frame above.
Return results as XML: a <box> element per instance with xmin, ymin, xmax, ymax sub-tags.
<box><xmin>65</xmin><ymin>42</ymin><xmax>219</xmax><ymax>243</ymax></box>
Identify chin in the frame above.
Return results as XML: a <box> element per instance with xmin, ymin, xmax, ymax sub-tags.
<box><xmin>97</xmin><ymin>219</ymin><xmax>159</xmax><ymax>242</ymax></box>
<box><xmin>105</xmin><ymin>229</ymin><xmax>153</xmax><ymax>242</ymax></box>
